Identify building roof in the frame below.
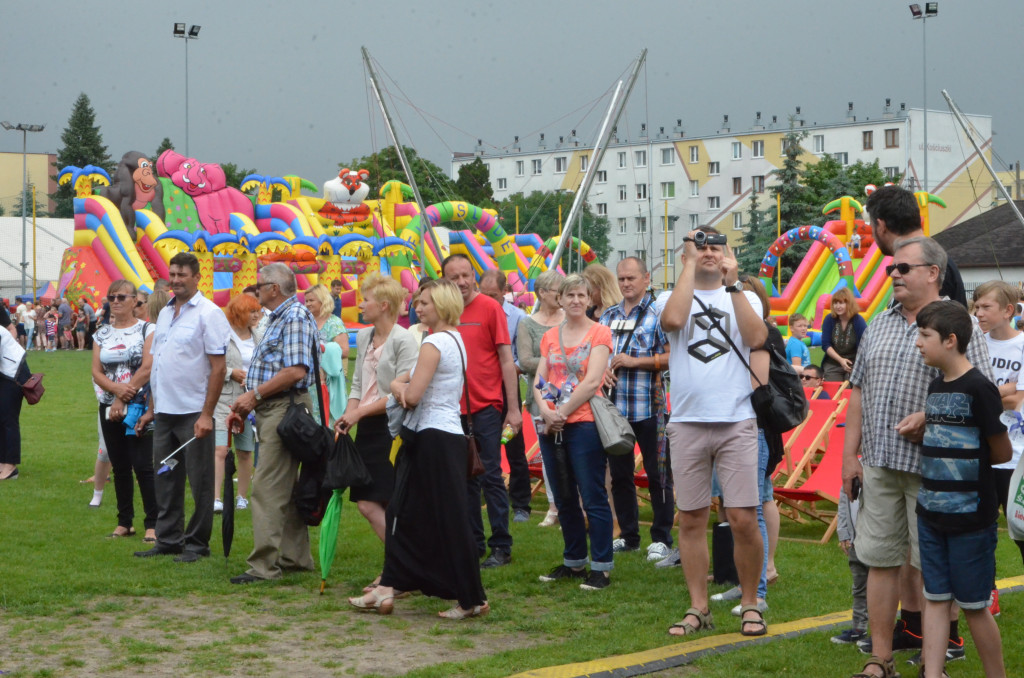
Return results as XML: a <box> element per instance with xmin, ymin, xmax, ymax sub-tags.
<box><xmin>932</xmin><ymin>201</ymin><xmax>1024</xmax><ymax>268</ymax></box>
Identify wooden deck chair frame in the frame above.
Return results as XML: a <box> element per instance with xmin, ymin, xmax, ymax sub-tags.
<box><xmin>773</xmin><ymin>424</ymin><xmax>846</xmax><ymax>543</ymax></box>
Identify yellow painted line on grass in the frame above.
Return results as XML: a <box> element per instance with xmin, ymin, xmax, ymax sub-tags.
<box><xmin>510</xmin><ymin>575</ymin><xmax>1024</xmax><ymax>678</ymax></box>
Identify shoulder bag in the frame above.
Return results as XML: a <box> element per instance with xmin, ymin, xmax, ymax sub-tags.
<box><xmin>444</xmin><ymin>331</ymin><xmax>485</xmax><ymax>477</ymax></box>
<box><xmin>692</xmin><ymin>294</ymin><xmax>807</xmax><ymax>434</ymax></box>
<box><xmin>277</xmin><ymin>331</ymin><xmax>331</xmax><ymax>464</ymax></box>
<box><xmin>558</xmin><ymin>325</ymin><xmax>636</xmax><ymax>456</ymax></box>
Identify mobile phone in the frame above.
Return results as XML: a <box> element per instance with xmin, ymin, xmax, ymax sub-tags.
<box><xmin>850</xmin><ymin>476</ymin><xmax>862</xmax><ymax>502</ymax></box>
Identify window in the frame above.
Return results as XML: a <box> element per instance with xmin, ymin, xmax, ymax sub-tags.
<box><xmin>752</xmin><ymin>175</ymin><xmax>765</xmax><ymax>193</ymax></box>
<box><xmin>636</xmin><ymin>217</ymin><xmax>647</xmax><ymax>233</ymax></box>
<box><xmin>618</xmin><ymin>152</ymin><xmax>627</xmax><ymax>168</ymax></box>
<box><xmin>531</xmin><ymin>159</ymin><xmax>542</xmax><ymax>175</ymax></box>
<box><xmin>635</xmin><ymin>150</ymin><xmax>647</xmax><ymax>167</ymax></box>
<box><xmin>781</xmin><ymin>138</ymin><xmax>790</xmax><ymax>155</ymax></box>
<box><xmin>832</xmin><ymin>152</ymin><xmax>849</xmax><ymax>165</ymax></box>
<box><xmin>733</xmin><ymin>212</ymin><xmax>743</xmax><ymax>230</ymax></box>
<box><xmin>664</xmin><ymin>216</ymin><xmax>675</xmax><ymax>232</ymax></box>
<box><xmin>885</xmin><ymin>128</ymin><xmax>899</xmax><ymax>148</ymax></box>
<box><xmin>580</xmin><ymin>155</ymin><xmax>589</xmax><ymax>171</ymax></box>
<box><xmin>813</xmin><ymin>135</ymin><xmax>825</xmax><ymax>153</ymax></box>
<box><xmin>708</xmin><ymin>161</ymin><xmax>720</xmax><ymax>175</ymax></box>
<box><xmin>689</xmin><ymin>145</ymin><xmax>699</xmax><ymax>163</ymax></box>
<box><xmin>662</xmin><ymin>248</ymin><xmax>673</xmax><ymax>262</ymax></box>
<box><xmin>752</xmin><ymin>140</ymin><xmax>764</xmax><ymax>158</ymax></box>
<box><xmin>635</xmin><ymin>249</ymin><xmax>647</xmax><ymax>263</ymax></box>
<box><xmin>596</xmin><ymin>170</ymin><xmax>607</xmax><ymax>183</ymax></box>
<box><xmin>617</xmin><ymin>185</ymin><xmax>628</xmax><ymax>201</ymax></box>
<box><xmin>636</xmin><ymin>183</ymin><xmax>648</xmax><ymax>200</ymax></box>
<box><xmin>708</xmin><ymin>196</ymin><xmax>720</xmax><ymax>210</ymax></box>
<box><xmin>496</xmin><ymin>178</ymin><xmax>507</xmax><ymax>190</ymax></box>
<box><xmin>661</xmin><ymin>147</ymin><xmax>675</xmax><ymax>165</ymax></box>
<box><xmin>733</xmin><ymin>177</ymin><xmax>742</xmax><ymax>195</ymax></box>
<box><xmin>617</xmin><ymin>218</ymin><xmax>628</xmax><ymax>234</ymax></box>
<box><xmin>885</xmin><ymin>166</ymin><xmax>901</xmax><ymax>179</ymax></box>
<box><xmin>617</xmin><ymin>250</ymin><xmax>628</xmax><ymax>262</ymax></box>
<box><xmin>555</xmin><ymin>156</ymin><xmax>567</xmax><ymax>173</ymax></box>
<box><xmin>660</xmin><ymin>181</ymin><xmax>675</xmax><ymax>198</ymax></box>
<box><xmin>515</xmin><ymin>160</ymin><xmax>524</xmax><ymax>177</ymax></box>
<box><xmin>863</xmin><ymin>131</ymin><xmax>873</xmax><ymax>150</ymax></box>
<box><xmin>689</xmin><ymin>180</ymin><xmax>700</xmax><ymax>197</ymax></box>
<box><xmin>689</xmin><ymin>214</ymin><xmax>699</xmax><ymax>228</ymax></box>
<box><xmin>732</xmin><ymin>142</ymin><xmax>742</xmax><ymax>160</ymax></box>
<box><xmin>596</xmin><ymin>202</ymin><xmax>607</xmax><ymax>216</ymax></box>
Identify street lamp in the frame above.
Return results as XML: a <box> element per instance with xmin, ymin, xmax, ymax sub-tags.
<box><xmin>1</xmin><ymin>120</ymin><xmax>46</xmax><ymax>297</ymax></box>
<box><xmin>173</xmin><ymin>23</ymin><xmax>201</xmax><ymax>156</ymax></box>
<box><xmin>909</xmin><ymin>2</ymin><xmax>938</xmax><ymax>192</ymax></box>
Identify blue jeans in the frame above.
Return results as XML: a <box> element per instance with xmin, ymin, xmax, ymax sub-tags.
<box><xmin>466</xmin><ymin>407</ymin><xmax>512</xmax><ymax>554</ymax></box>
<box><xmin>539</xmin><ymin>422</ymin><xmax>613</xmax><ymax>571</ymax></box>
<box><xmin>918</xmin><ymin>519</ymin><xmax>997</xmax><ymax>609</ymax></box>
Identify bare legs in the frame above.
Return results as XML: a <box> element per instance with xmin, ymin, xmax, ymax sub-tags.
<box><xmin>357</xmin><ymin>500</ymin><xmax>387</xmax><ymax>542</ymax></box>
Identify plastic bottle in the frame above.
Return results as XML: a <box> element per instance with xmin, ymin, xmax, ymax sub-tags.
<box><xmin>536</xmin><ymin>375</ymin><xmax>561</xmax><ymax>402</ymax></box>
<box><xmin>500</xmin><ymin>424</ymin><xmax>516</xmax><ymax>445</ymax></box>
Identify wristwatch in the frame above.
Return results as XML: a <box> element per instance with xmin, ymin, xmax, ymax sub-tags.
<box><xmin>253</xmin><ymin>388</ymin><xmax>263</xmax><ymax>403</ymax></box>
<box><xmin>725</xmin><ymin>281</ymin><xmax>744</xmax><ymax>294</ymax></box>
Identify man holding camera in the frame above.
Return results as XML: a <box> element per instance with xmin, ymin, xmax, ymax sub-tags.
<box><xmin>660</xmin><ymin>228</ymin><xmax>767</xmax><ymax>637</ymax></box>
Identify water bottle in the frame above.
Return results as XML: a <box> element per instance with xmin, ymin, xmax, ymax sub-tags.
<box><xmin>500</xmin><ymin>424</ymin><xmax>516</xmax><ymax>445</ymax></box>
<box><xmin>536</xmin><ymin>375</ymin><xmax>561</xmax><ymax>402</ymax></box>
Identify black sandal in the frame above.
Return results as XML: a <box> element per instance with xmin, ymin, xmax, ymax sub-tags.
<box><xmin>739</xmin><ymin>604</ymin><xmax>767</xmax><ymax>637</ymax></box>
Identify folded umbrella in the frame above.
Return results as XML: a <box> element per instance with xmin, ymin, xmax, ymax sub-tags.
<box><xmin>318</xmin><ymin>489</ymin><xmax>343</xmax><ymax>594</ymax></box>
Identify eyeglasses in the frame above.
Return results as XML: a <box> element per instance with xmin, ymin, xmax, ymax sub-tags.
<box><xmin>885</xmin><ymin>262</ymin><xmax>933</xmax><ymax>277</ymax></box>
<box><xmin>255</xmin><ymin>282</ymin><xmax>277</xmax><ymax>290</ymax></box>
<box><xmin>135</xmin><ymin>301</ymin><xmax>145</xmax><ymax>308</ymax></box>
<box><xmin>800</xmin><ymin>374</ymin><xmax>820</xmax><ymax>381</ymax></box>
<box><xmin>106</xmin><ymin>294</ymin><xmax>135</xmax><ymax>303</ymax></box>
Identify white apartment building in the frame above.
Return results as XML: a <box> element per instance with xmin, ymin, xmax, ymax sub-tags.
<box><xmin>452</xmin><ymin>100</ymin><xmax>994</xmax><ymax>283</ymax></box>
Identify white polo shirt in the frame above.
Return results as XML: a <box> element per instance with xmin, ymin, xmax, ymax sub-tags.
<box><xmin>151</xmin><ymin>291</ymin><xmax>231</xmax><ymax>415</ymax></box>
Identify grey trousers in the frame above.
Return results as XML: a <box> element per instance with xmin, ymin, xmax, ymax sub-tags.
<box><xmin>152</xmin><ymin>412</ymin><xmax>215</xmax><ymax>555</ymax></box>
<box><xmin>849</xmin><ymin>543</ymin><xmax>869</xmax><ymax>631</ymax></box>
<box><xmin>245</xmin><ymin>395</ymin><xmax>314</xmax><ymax>579</ymax></box>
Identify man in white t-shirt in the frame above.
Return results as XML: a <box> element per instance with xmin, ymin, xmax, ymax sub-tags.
<box><xmin>660</xmin><ymin>228</ymin><xmax>767</xmax><ymax>638</ymax></box>
<box><xmin>14</xmin><ymin>302</ymin><xmax>27</xmax><ymax>347</ymax></box>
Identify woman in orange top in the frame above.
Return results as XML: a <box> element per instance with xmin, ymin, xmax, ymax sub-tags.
<box><xmin>532</xmin><ymin>274</ymin><xmax>614</xmax><ymax>590</ymax></box>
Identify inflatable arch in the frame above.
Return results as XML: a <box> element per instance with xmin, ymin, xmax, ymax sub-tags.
<box><xmin>759</xmin><ymin>225</ymin><xmax>857</xmax><ymax>298</ymax></box>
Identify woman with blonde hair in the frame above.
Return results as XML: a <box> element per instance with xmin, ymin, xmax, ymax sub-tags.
<box><xmin>349</xmin><ymin>278</ymin><xmax>488</xmax><ymax>619</ymax></box>
<box><xmin>820</xmin><ymin>286</ymin><xmax>866</xmax><ymax>382</ymax></box>
<box><xmin>582</xmin><ymin>263</ymin><xmax>622</xmax><ymax>320</ymax></box>
<box><xmin>303</xmin><ymin>283</ymin><xmax>350</xmax><ymax>423</ymax></box>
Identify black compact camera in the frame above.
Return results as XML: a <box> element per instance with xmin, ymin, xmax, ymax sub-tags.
<box><xmin>685</xmin><ymin>231</ymin><xmax>728</xmax><ymax>249</ymax></box>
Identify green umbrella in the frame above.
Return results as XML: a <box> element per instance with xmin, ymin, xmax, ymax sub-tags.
<box><xmin>318</xmin><ymin>489</ymin><xmax>344</xmax><ymax>594</ymax></box>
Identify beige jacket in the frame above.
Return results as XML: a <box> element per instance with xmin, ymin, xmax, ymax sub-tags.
<box><xmin>348</xmin><ymin>324</ymin><xmax>418</xmax><ymax>403</ymax></box>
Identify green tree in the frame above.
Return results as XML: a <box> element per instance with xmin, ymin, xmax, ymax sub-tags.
<box><xmin>454</xmin><ymin>157</ymin><xmax>494</xmax><ymax>208</ymax></box>
<box><xmin>345</xmin><ymin>146</ymin><xmax>457</xmax><ymax>207</ymax></box>
<box><xmin>767</xmin><ymin>122</ymin><xmax>813</xmax><ymax>281</ymax></box>
<box><xmin>219</xmin><ymin>162</ymin><xmax>258</xmax><ymax>190</ymax></box>
<box><xmin>496</xmin><ymin>190</ymin><xmax>611</xmax><ymax>268</ymax></box>
<box><xmin>802</xmin><ymin>157</ymin><xmax>895</xmax><ymax>217</ymax></box>
<box><xmin>50</xmin><ymin>93</ymin><xmax>114</xmax><ymax>217</ymax></box>
<box><xmin>737</xmin><ymin>187</ymin><xmax>772</xmax><ymax>275</ymax></box>
<box><xmin>153</xmin><ymin>137</ymin><xmax>175</xmax><ymax>163</ymax></box>
<box><xmin>11</xmin><ymin>183</ymin><xmax>46</xmax><ymax>217</ymax></box>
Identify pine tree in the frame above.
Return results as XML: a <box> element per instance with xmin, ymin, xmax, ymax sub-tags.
<box><xmin>153</xmin><ymin>137</ymin><xmax>175</xmax><ymax>163</ymax></box>
<box><xmin>12</xmin><ymin>183</ymin><xmax>47</xmax><ymax>217</ymax></box>
<box><xmin>50</xmin><ymin>93</ymin><xmax>114</xmax><ymax>217</ymax></box>
<box><xmin>737</xmin><ymin>186</ymin><xmax>773</xmax><ymax>275</ymax></box>
<box><xmin>767</xmin><ymin>122</ymin><xmax>813</xmax><ymax>281</ymax></box>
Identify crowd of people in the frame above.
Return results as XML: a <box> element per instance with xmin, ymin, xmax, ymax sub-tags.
<box><xmin>2</xmin><ymin>184</ymin><xmax>1020</xmax><ymax>675</ymax></box>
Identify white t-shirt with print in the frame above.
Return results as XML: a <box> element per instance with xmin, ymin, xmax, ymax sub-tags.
<box><xmin>93</xmin><ymin>320</ymin><xmax>151</xmax><ymax>405</ymax></box>
<box><xmin>985</xmin><ymin>332</ymin><xmax>1024</xmax><ymax>470</ymax></box>
<box><xmin>664</xmin><ymin>287</ymin><xmax>762</xmax><ymax>423</ymax></box>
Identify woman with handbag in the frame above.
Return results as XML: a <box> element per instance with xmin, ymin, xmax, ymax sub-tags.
<box><xmin>348</xmin><ymin>279</ymin><xmax>488</xmax><ymax>619</ymax></box>
<box><xmin>0</xmin><ymin>320</ymin><xmax>30</xmax><ymax>480</ymax></box>
<box><xmin>533</xmin><ymin>274</ymin><xmax>615</xmax><ymax>590</ymax></box>
<box><xmin>90</xmin><ymin>280</ymin><xmax>158</xmax><ymax>540</ymax></box>
<box><xmin>336</xmin><ymin>274</ymin><xmax>418</xmax><ymax>591</ymax></box>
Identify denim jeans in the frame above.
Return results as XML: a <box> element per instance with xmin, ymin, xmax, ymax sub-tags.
<box><xmin>539</xmin><ymin>421</ymin><xmax>613</xmax><ymax>571</ymax></box>
<box><xmin>607</xmin><ymin>416</ymin><xmax>674</xmax><ymax>548</ymax></box>
<box><xmin>466</xmin><ymin>406</ymin><xmax>512</xmax><ymax>554</ymax></box>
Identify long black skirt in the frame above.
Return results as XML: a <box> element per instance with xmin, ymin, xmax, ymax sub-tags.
<box><xmin>380</xmin><ymin>427</ymin><xmax>486</xmax><ymax>609</ymax></box>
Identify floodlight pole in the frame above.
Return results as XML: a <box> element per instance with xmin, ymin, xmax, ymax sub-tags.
<box><xmin>911</xmin><ymin>4</ymin><xmax>937</xmax><ymax>192</ymax></box>
<box><xmin>2</xmin><ymin>121</ymin><xmax>45</xmax><ymax>297</ymax></box>
<box><xmin>174</xmin><ymin>24</ymin><xmax>200</xmax><ymax>156</ymax></box>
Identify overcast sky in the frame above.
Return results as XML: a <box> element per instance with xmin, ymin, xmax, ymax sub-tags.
<box><xmin>2</xmin><ymin>0</ymin><xmax>1020</xmax><ymax>189</ymax></box>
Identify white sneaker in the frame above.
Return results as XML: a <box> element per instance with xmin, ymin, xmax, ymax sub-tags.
<box><xmin>213</xmin><ymin>499</ymin><xmax>224</xmax><ymax>514</ymax></box>
<box><xmin>711</xmin><ymin>586</ymin><xmax>743</xmax><ymax>602</ymax></box>
<box><xmin>731</xmin><ymin>599</ymin><xmax>768</xmax><ymax>616</ymax></box>
<box><xmin>646</xmin><ymin>542</ymin><xmax>671</xmax><ymax>562</ymax></box>
<box><xmin>538</xmin><ymin>510</ymin><xmax>558</xmax><ymax>527</ymax></box>
<box><xmin>235</xmin><ymin>496</ymin><xmax>249</xmax><ymax>510</ymax></box>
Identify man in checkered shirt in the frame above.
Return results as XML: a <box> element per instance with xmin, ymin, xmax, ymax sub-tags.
<box><xmin>841</xmin><ymin>237</ymin><xmax>991</xmax><ymax>678</ymax></box>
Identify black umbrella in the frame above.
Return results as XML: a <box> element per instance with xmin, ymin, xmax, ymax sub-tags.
<box><xmin>551</xmin><ymin>430</ymin><xmax>573</xmax><ymax>501</ymax></box>
<box><xmin>222</xmin><ymin>448</ymin><xmax>236</xmax><ymax>558</ymax></box>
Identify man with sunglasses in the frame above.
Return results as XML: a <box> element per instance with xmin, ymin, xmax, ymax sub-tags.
<box><xmin>840</xmin><ymin>237</ymin><xmax>990</xmax><ymax>678</ymax></box>
<box><xmin>800</xmin><ymin>365</ymin><xmax>831</xmax><ymax>398</ymax></box>
<box><xmin>135</xmin><ymin>252</ymin><xmax>230</xmax><ymax>562</ymax></box>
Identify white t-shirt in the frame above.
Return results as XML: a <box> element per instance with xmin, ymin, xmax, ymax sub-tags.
<box><xmin>15</xmin><ymin>304</ymin><xmax>26</xmax><ymax>324</ymax></box>
<box><xmin>664</xmin><ymin>287</ymin><xmax>762</xmax><ymax>423</ymax></box>
<box><xmin>985</xmin><ymin>331</ymin><xmax>1024</xmax><ymax>470</ymax></box>
<box><xmin>231</xmin><ymin>330</ymin><xmax>256</xmax><ymax>372</ymax></box>
<box><xmin>92</xmin><ymin>320</ymin><xmax>151</xmax><ymax>405</ymax></box>
<box><xmin>403</xmin><ymin>331</ymin><xmax>466</xmax><ymax>435</ymax></box>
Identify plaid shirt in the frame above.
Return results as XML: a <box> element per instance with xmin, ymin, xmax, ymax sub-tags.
<box><xmin>600</xmin><ymin>292</ymin><xmax>667</xmax><ymax>422</ymax></box>
<box><xmin>850</xmin><ymin>300</ymin><xmax>992</xmax><ymax>474</ymax></box>
<box><xmin>247</xmin><ymin>296</ymin><xmax>317</xmax><ymax>393</ymax></box>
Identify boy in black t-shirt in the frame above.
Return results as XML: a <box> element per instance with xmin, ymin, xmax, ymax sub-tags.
<box><xmin>914</xmin><ymin>301</ymin><xmax>1010</xmax><ymax>678</ymax></box>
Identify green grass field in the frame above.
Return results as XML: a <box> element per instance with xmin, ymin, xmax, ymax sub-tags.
<box><xmin>0</xmin><ymin>351</ymin><xmax>1020</xmax><ymax>677</ymax></box>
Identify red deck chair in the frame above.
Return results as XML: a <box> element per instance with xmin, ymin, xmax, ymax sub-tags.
<box><xmin>773</xmin><ymin>421</ymin><xmax>846</xmax><ymax>543</ymax></box>
<box><xmin>821</xmin><ymin>380</ymin><xmax>849</xmax><ymax>399</ymax></box>
<box><xmin>775</xmin><ymin>399</ymin><xmax>842</xmax><ymax>482</ymax></box>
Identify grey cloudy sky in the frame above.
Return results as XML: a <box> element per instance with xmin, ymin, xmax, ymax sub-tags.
<box><xmin>2</xmin><ymin>0</ymin><xmax>1020</xmax><ymax>187</ymax></box>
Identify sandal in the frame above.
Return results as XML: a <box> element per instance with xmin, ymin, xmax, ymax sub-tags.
<box><xmin>438</xmin><ymin>602</ymin><xmax>489</xmax><ymax>619</ymax></box>
<box><xmin>852</xmin><ymin>655</ymin><xmax>899</xmax><ymax>678</ymax></box>
<box><xmin>668</xmin><ymin>607</ymin><xmax>714</xmax><ymax>636</ymax></box>
<box><xmin>739</xmin><ymin>604</ymin><xmax>767</xmax><ymax>637</ymax></box>
<box><xmin>107</xmin><ymin>527</ymin><xmax>136</xmax><ymax>538</ymax></box>
<box><xmin>348</xmin><ymin>589</ymin><xmax>394</xmax><ymax>615</ymax></box>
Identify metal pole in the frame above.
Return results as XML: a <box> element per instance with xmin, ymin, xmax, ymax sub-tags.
<box><xmin>942</xmin><ymin>89</ymin><xmax>1024</xmax><ymax>230</ymax></box>
<box><xmin>32</xmin><ymin>185</ymin><xmax>37</xmax><ymax>302</ymax></box>
<box><xmin>922</xmin><ymin>14</ymin><xmax>928</xmax><ymax>193</ymax></box>
<box><xmin>663</xmin><ymin>200</ymin><xmax>669</xmax><ymax>288</ymax></box>
<box><xmin>185</xmin><ymin>37</ymin><xmax>189</xmax><ymax>156</ymax></box>
<box><xmin>21</xmin><ymin>129</ymin><xmax>27</xmax><ymax>297</ymax></box>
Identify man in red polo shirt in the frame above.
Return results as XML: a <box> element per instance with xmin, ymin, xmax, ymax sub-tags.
<box><xmin>443</xmin><ymin>255</ymin><xmax>523</xmax><ymax>568</ymax></box>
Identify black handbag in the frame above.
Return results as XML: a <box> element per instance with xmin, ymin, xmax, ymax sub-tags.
<box><xmin>323</xmin><ymin>429</ymin><xmax>372</xmax><ymax>491</ymax></box>
<box><xmin>692</xmin><ymin>296</ymin><xmax>808</xmax><ymax>434</ymax></box>
<box><xmin>277</xmin><ymin>334</ymin><xmax>331</xmax><ymax>463</ymax></box>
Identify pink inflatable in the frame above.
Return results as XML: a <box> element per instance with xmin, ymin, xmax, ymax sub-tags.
<box><xmin>157</xmin><ymin>150</ymin><xmax>254</xmax><ymax>233</ymax></box>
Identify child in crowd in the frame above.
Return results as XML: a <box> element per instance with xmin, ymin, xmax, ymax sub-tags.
<box><xmin>914</xmin><ymin>300</ymin><xmax>1009</xmax><ymax>678</ymax></box>
<box><xmin>831</xmin><ymin>487</ymin><xmax>867</xmax><ymax>645</ymax></box>
<box><xmin>786</xmin><ymin>313</ymin><xmax>811</xmax><ymax>373</ymax></box>
<box><xmin>972</xmin><ymin>281</ymin><xmax>1024</xmax><ymax>567</ymax></box>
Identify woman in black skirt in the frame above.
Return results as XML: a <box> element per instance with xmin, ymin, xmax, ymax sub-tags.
<box><xmin>336</xmin><ymin>275</ymin><xmax>418</xmax><ymax>591</ymax></box>
<box><xmin>348</xmin><ymin>279</ymin><xmax>487</xmax><ymax>619</ymax></box>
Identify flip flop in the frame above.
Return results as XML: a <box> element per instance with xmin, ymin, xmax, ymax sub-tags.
<box><xmin>107</xmin><ymin>528</ymin><xmax>137</xmax><ymax>539</ymax></box>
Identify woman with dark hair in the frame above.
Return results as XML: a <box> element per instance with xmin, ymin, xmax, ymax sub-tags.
<box><xmin>820</xmin><ymin>286</ymin><xmax>866</xmax><ymax>382</ymax></box>
<box><xmin>90</xmin><ymin>280</ymin><xmax>157</xmax><ymax>540</ymax></box>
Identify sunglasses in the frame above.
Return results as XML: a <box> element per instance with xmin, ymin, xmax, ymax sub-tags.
<box><xmin>106</xmin><ymin>294</ymin><xmax>135</xmax><ymax>303</ymax></box>
<box><xmin>885</xmin><ymin>262</ymin><xmax>933</xmax><ymax>277</ymax></box>
<box><xmin>800</xmin><ymin>374</ymin><xmax>819</xmax><ymax>381</ymax></box>
<box><xmin>135</xmin><ymin>301</ymin><xmax>145</xmax><ymax>308</ymax></box>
